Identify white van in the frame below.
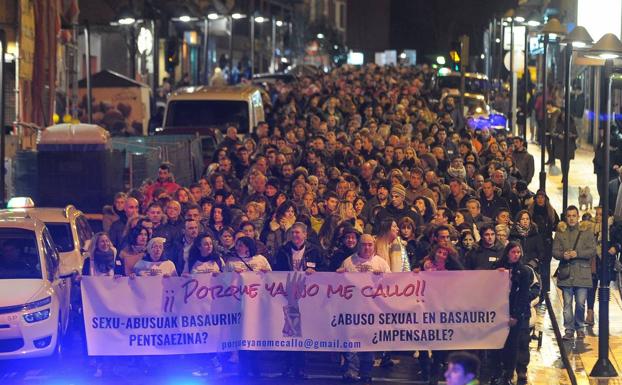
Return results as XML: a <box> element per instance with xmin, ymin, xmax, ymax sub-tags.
<box><xmin>160</xmin><ymin>85</ymin><xmax>265</xmax><ymax>139</ymax></box>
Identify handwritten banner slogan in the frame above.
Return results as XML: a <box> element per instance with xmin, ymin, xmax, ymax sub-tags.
<box><xmin>81</xmin><ymin>271</ymin><xmax>510</xmax><ymax>355</ymax></box>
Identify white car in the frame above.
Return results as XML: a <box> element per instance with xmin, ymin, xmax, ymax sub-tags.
<box><xmin>1</xmin><ymin>198</ymin><xmax>94</xmax><ymax>279</ymax></box>
<box><xmin>0</xmin><ymin>213</ymin><xmax>71</xmax><ymax>358</ymax></box>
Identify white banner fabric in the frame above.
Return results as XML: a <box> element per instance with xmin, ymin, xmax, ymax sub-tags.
<box><xmin>81</xmin><ymin>271</ymin><xmax>510</xmax><ymax>355</ymax></box>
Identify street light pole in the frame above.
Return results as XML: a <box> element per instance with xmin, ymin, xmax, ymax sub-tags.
<box><xmin>523</xmin><ymin>25</ymin><xmax>529</xmax><ymax>141</ymax></box>
<box><xmin>562</xmin><ymin>44</ymin><xmax>571</xmax><ymax>213</ymax></box>
<box><xmin>561</xmin><ymin>25</ymin><xmax>594</xmax><ymax>213</ymax></box>
<box><xmin>203</xmin><ymin>18</ymin><xmax>210</xmax><ymax>84</ymax></box>
<box><xmin>509</xmin><ymin>18</ymin><xmax>515</xmax><ymax>132</ymax></box>
<box><xmin>250</xmin><ymin>17</ymin><xmax>255</xmax><ymax>76</ymax></box>
<box><xmin>585</xmin><ymin>32</ymin><xmax>622</xmax><ymax>377</ymax></box>
<box><xmin>539</xmin><ymin>32</ymin><xmax>548</xmax><ymax>191</ymax></box>
<box><xmin>0</xmin><ymin>29</ymin><xmax>6</xmax><ymax>206</ymax></box>
<box><xmin>590</xmin><ymin>60</ymin><xmax>618</xmax><ymax>377</ymax></box>
<box><xmin>84</xmin><ymin>22</ymin><xmax>93</xmax><ymax>124</ymax></box>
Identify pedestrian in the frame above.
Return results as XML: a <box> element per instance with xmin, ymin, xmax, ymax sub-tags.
<box><xmin>553</xmin><ymin>205</ymin><xmax>597</xmax><ymax>340</ymax></box>
<box><xmin>132</xmin><ymin>237</ymin><xmax>177</xmax><ymax>277</ymax></box>
<box><xmin>338</xmin><ymin>233</ymin><xmax>390</xmax><ymax>384</ymax></box>
<box><xmin>489</xmin><ymin>242</ymin><xmax>532</xmax><ymax>385</ymax></box>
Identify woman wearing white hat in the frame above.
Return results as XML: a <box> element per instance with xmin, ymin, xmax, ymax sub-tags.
<box><xmin>133</xmin><ymin>237</ymin><xmax>177</xmax><ymax>277</ymax></box>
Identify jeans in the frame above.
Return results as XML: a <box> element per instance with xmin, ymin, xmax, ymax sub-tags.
<box><xmin>561</xmin><ymin>286</ymin><xmax>588</xmax><ymax>333</ymax></box>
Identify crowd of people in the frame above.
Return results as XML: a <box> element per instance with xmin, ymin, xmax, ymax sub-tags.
<box><xmin>82</xmin><ymin>64</ymin><xmax>612</xmax><ymax>385</ymax></box>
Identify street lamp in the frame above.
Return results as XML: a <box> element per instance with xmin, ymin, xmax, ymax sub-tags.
<box><xmin>0</xmin><ymin>29</ymin><xmax>6</xmax><ymax>205</ymax></box>
<box><xmin>586</xmin><ymin>32</ymin><xmax>622</xmax><ymax>379</ymax></box>
<box><xmin>516</xmin><ymin>10</ymin><xmax>542</xmax><ymax>141</ymax></box>
<box><xmin>538</xmin><ymin>17</ymin><xmax>566</xmax><ymax>192</ymax></box>
<box><xmin>561</xmin><ymin>26</ymin><xmax>593</xmax><ymax>213</ymax></box>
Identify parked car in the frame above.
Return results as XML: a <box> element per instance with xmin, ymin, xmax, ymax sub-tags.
<box><xmin>0</xmin><ymin>212</ymin><xmax>71</xmax><ymax>359</ymax></box>
<box><xmin>1</xmin><ymin>197</ymin><xmax>93</xmax><ymax>280</ymax></box>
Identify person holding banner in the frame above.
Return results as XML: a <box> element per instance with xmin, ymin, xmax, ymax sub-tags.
<box><xmin>274</xmin><ymin>221</ymin><xmax>324</xmax><ymax>379</ymax></box>
<box><xmin>82</xmin><ymin>232</ymin><xmax>123</xmax><ymax>278</ymax></box>
<box><xmin>188</xmin><ymin>233</ymin><xmax>225</xmax><ymax>274</ymax></box>
<box><xmin>226</xmin><ymin>236</ymin><xmax>271</xmax><ymax>377</ymax></box>
<box><xmin>187</xmin><ymin>233</ymin><xmax>225</xmax><ymax>377</ymax></box>
<box><xmin>489</xmin><ymin>241</ymin><xmax>532</xmax><ymax>385</ymax></box>
<box><xmin>80</xmin><ymin>232</ymin><xmax>123</xmax><ymax>377</ymax></box>
<box><xmin>132</xmin><ymin>237</ymin><xmax>177</xmax><ymax>277</ymax></box>
<box><xmin>419</xmin><ymin>243</ymin><xmax>464</xmax><ymax>385</ymax></box>
<box><xmin>338</xmin><ymin>233</ymin><xmax>390</xmax><ymax>383</ymax></box>
<box><xmin>120</xmin><ymin>226</ymin><xmax>149</xmax><ymax>276</ymax></box>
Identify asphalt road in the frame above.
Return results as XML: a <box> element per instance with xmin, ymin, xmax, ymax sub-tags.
<box><xmin>0</xmin><ymin>323</ymin><xmax>431</xmax><ymax>385</ymax></box>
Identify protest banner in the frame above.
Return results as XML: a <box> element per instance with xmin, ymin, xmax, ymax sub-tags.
<box><xmin>81</xmin><ymin>271</ymin><xmax>509</xmax><ymax>355</ymax></box>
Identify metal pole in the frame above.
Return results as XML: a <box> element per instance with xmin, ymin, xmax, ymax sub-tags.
<box><xmin>590</xmin><ymin>60</ymin><xmax>618</xmax><ymax>377</ymax></box>
<box><xmin>152</xmin><ymin>19</ymin><xmax>159</xmax><ymax>101</ymax></box>
<box><xmin>271</xmin><ymin>17</ymin><xmax>276</xmax><ymax>73</ymax></box>
<box><xmin>562</xmin><ymin>45</ymin><xmax>572</xmax><ymax>213</ymax></box>
<box><xmin>84</xmin><ymin>22</ymin><xmax>93</xmax><ymax>124</ymax></box>
<box><xmin>540</xmin><ymin>33</ymin><xmax>548</xmax><ymax>191</ymax></box>
<box><xmin>491</xmin><ymin>17</ymin><xmax>497</xmax><ymax>81</ymax></box>
<box><xmin>509</xmin><ymin>19</ymin><xmax>515</xmax><ymax>132</ymax></box>
<box><xmin>250</xmin><ymin>17</ymin><xmax>255</xmax><ymax>76</ymax></box>
<box><xmin>524</xmin><ymin>25</ymin><xmax>529</xmax><ymax>141</ymax></box>
<box><xmin>228</xmin><ymin>16</ymin><xmax>234</xmax><ymax>77</ymax></box>
<box><xmin>499</xmin><ymin>20</ymin><xmax>505</xmax><ymax>87</ymax></box>
<box><xmin>203</xmin><ymin>18</ymin><xmax>209</xmax><ymax>84</ymax></box>
<box><xmin>129</xmin><ymin>26</ymin><xmax>137</xmax><ymax>80</ymax></box>
<box><xmin>0</xmin><ymin>30</ymin><xmax>6</xmax><ymax>205</ymax></box>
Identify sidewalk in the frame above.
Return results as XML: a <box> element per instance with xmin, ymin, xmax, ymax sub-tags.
<box><xmin>527</xmin><ymin>143</ymin><xmax>622</xmax><ymax>385</ymax></box>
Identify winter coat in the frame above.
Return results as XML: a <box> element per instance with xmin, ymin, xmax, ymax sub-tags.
<box><xmin>479</xmin><ymin>190</ymin><xmax>509</xmax><ymax>219</ymax></box>
<box><xmin>509</xmin><ymin>225</ymin><xmax>545</xmax><ymax>270</ymax></box>
<box><xmin>376</xmin><ymin>204</ymin><xmax>423</xmax><ymax>230</ymax></box>
<box><xmin>274</xmin><ymin>241</ymin><xmax>326</xmax><ymax>271</ymax></box>
<box><xmin>552</xmin><ymin>221</ymin><xmax>597</xmax><ymax>288</ymax></box>
<box><xmin>467</xmin><ymin>241</ymin><xmax>504</xmax><ymax>270</ymax></box>
<box><xmin>498</xmin><ymin>261</ymin><xmax>532</xmax><ymax>323</ymax></box>
<box><xmin>511</xmin><ymin>150</ymin><xmax>535</xmax><ymax>185</ymax></box>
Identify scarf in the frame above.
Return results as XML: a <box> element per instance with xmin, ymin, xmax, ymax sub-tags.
<box><xmin>93</xmin><ymin>249</ymin><xmax>115</xmax><ymax>273</ymax></box>
<box><xmin>515</xmin><ymin>223</ymin><xmax>530</xmax><ymax>238</ymax></box>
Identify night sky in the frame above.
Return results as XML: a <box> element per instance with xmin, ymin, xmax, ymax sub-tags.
<box><xmin>389</xmin><ymin>0</ymin><xmax>518</xmax><ymax>58</ymax></box>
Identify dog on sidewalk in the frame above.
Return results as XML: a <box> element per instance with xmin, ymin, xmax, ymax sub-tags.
<box><xmin>578</xmin><ymin>186</ymin><xmax>593</xmax><ymax>211</ymax></box>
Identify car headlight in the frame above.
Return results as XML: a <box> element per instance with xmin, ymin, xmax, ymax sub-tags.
<box><xmin>23</xmin><ymin>309</ymin><xmax>51</xmax><ymax>323</ymax></box>
<box><xmin>24</xmin><ymin>296</ymin><xmax>52</xmax><ymax>310</ymax></box>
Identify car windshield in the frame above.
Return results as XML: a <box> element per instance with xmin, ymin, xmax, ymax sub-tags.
<box><xmin>0</xmin><ymin>229</ymin><xmax>41</xmax><ymax>279</ymax></box>
<box><xmin>45</xmin><ymin>223</ymin><xmax>74</xmax><ymax>252</ymax></box>
<box><xmin>165</xmin><ymin>100</ymin><xmax>250</xmax><ymax>133</ymax></box>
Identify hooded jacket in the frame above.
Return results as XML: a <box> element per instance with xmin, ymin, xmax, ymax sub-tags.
<box><xmin>552</xmin><ymin>221</ymin><xmax>597</xmax><ymax>288</ymax></box>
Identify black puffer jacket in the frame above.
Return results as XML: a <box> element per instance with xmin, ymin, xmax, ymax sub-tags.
<box><xmin>467</xmin><ymin>241</ymin><xmax>504</xmax><ymax>270</ymax></box>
